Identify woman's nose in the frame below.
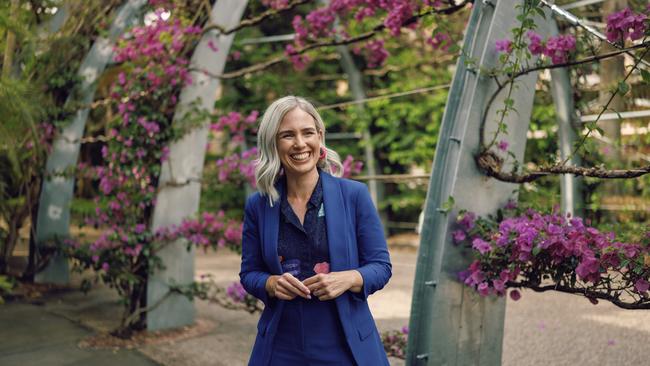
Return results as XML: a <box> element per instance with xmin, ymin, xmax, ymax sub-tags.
<box><xmin>294</xmin><ymin>134</ymin><xmax>306</xmax><ymax>148</ymax></box>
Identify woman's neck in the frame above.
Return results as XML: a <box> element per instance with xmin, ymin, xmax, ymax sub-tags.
<box><xmin>285</xmin><ymin>169</ymin><xmax>319</xmax><ymax>201</ymax></box>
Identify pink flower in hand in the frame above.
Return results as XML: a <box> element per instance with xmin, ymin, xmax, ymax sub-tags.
<box><xmin>314</xmin><ymin>262</ymin><xmax>330</xmax><ymax>274</ymax></box>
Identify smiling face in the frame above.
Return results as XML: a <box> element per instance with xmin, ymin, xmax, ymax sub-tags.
<box><xmin>276</xmin><ymin>107</ymin><xmax>323</xmax><ymax>179</ymax></box>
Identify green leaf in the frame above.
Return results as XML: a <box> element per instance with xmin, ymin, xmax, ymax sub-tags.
<box><xmin>532</xmin><ymin>246</ymin><xmax>541</xmax><ymax>256</ymax></box>
<box><xmin>0</xmin><ymin>275</ymin><xmax>14</xmax><ymax>292</ymax></box>
<box><xmin>617</xmin><ymin>81</ymin><xmax>629</xmax><ymax>95</ymax></box>
<box><xmin>620</xmin><ymin>259</ymin><xmax>630</xmax><ymax>268</ymax></box>
<box><xmin>641</xmin><ymin>69</ymin><xmax>650</xmax><ymax>84</ymax></box>
<box><xmin>440</xmin><ymin>196</ymin><xmax>455</xmax><ymax>214</ymax></box>
<box><xmin>534</xmin><ymin>7</ymin><xmax>546</xmax><ymax>19</ymax></box>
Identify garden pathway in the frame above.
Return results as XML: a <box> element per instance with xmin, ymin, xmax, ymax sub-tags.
<box><xmin>2</xmin><ymin>244</ymin><xmax>650</xmax><ymax>365</ymax></box>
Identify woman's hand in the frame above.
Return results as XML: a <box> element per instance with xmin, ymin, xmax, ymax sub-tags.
<box><xmin>265</xmin><ymin>273</ymin><xmax>312</xmax><ymax>300</ymax></box>
<box><xmin>303</xmin><ymin>270</ymin><xmax>363</xmax><ymax>301</ymax></box>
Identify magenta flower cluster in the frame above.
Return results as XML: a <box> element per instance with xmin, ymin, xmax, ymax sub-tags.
<box><xmin>210</xmin><ymin>110</ymin><xmax>259</xmax><ymax>144</ymax></box>
<box><xmin>66</xmin><ymin>8</ymin><xmax>248</xmax><ymax>311</ymax></box>
<box><xmin>90</xmin><ymin>11</ymin><xmax>201</xmax><ymax>238</ymax></box>
<box><xmin>497</xmin><ymin>140</ymin><xmax>509</xmax><ymax>152</ymax></box>
<box><xmin>215</xmin><ymin>147</ymin><xmax>258</xmax><ymax>188</ymax></box>
<box><xmin>381</xmin><ymin>325</ymin><xmax>409</xmax><ymax>359</ymax></box>
<box><xmin>427</xmin><ymin>32</ymin><xmax>452</xmax><ymax>51</ymax></box>
<box><xmin>284</xmin><ymin>44</ymin><xmax>311</xmax><ymax>71</ymax></box>
<box><xmin>288</xmin><ymin>0</ymin><xmax>425</xmax><ymax>69</ymax></box>
<box><xmin>71</xmin><ymin>211</ymin><xmax>243</xmax><ymax>277</ymax></box>
<box><xmin>605</xmin><ymin>7</ymin><xmax>648</xmax><ymax>44</ymax></box>
<box><xmin>340</xmin><ymin>154</ymin><xmax>364</xmax><ymax>179</ymax></box>
<box><xmin>525</xmin><ymin>31</ymin><xmax>576</xmax><ymax>64</ymax></box>
<box><xmin>454</xmin><ymin>205</ymin><xmax>650</xmax><ymax>305</ymax></box>
<box><xmin>364</xmin><ymin>39</ymin><xmax>390</xmax><ymax>68</ymax></box>
<box><xmin>261</xmin><ymin>0</ymin><xmax>289</xmax><ymax>9</ymax></box>
<box><xmin>226</xmin><ymin>281</ymin><xmax>248</xmax><ymax>303</ymax></box>
<box><xmin>496</xmin><ymin>31</ymin><xmax>576</xmax><ymax>65</ymax></box>
<box><xmin>155</xmin><ymin>211</ymin><xmax>243</xmax><ymax>251</ymax></box>
<box><xmin>495</xmin><ymin>39</ymin><xmax>513</xmax><ymax>54</ymax></box>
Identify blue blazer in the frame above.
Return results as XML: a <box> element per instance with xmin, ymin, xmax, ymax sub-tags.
<box><xmin>239</xmin><ymin>171</ymin><xmax>392</xmax><ymax>366</ymax></box>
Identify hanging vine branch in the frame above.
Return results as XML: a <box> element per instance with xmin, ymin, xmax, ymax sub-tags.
<box><xmin>476</xmin><ymin>149</ymin><xmax>650</xmax><ymax>183</ymax></box>
<box><xmin>202</xmin><ymin>0</ymin><xmax>313</xmax><ymax>35</ymax></box>
<box><xmin>476</xmin><ymin>33</ymin><xmax>650</xmax><ymax>183</ymax></box>
<box><xmin>201</xmin><ymin>0</ymin><xmax>472</xmax><ymax>79</ymax></box>
<box><xmin>510</xmin><ymin>282</ymin><xmax>650</xmax><ymax>310</ymax></box>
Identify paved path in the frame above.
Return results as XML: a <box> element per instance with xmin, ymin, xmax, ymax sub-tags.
<box><xmin>3</xmin><ymin>246</ymin><xmax>650</xmax><ymax>365</ymax></box>
<box><xmin>0</xmin><ymin>301</ymin><xmax>158</xmax><ymax>366</ymax></box>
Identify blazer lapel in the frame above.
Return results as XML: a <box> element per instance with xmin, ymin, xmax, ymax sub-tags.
<box><xmin>322</xmin><ymin>172</ymin><xmax>350</xmax><ymax>272</ymax></box>
<box><xmin>263</xmin><ymin>182</ymin><xmax>282</xmax><ymax>275</ymax></box>
<box><xmin>322</xmin><ymin>172</ymin><xmax>354</xmax><ymax>339</ymax></box>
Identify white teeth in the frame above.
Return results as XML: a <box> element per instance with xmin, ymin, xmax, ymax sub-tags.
<box><xmin>290</xmin><ymin>152</ymin><xmax>310</xmax><ymax>161</ymax></box>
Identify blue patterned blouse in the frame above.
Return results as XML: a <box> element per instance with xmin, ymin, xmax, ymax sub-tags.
<box><xmin>277</xmin><ymin>173</ymin><xmax>330</xmax><ymax>282</ymax></box>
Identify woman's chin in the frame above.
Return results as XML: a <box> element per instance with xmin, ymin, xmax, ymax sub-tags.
<box><xmin>284</xmin><ymin>163</ymin><xmax>318</xmax><ymax>177</ymax></box>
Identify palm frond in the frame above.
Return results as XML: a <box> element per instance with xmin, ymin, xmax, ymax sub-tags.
<box><xmin>0</xmin><ymin>77</ymin><xmax>45</xmax><ymax>148</ymax></box>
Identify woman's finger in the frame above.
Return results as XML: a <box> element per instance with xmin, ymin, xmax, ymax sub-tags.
<box><xmin>275</xmin><ymin>287</ymin><xmax>296</xmax><ymax>300</ymax></box>
<box><xmin>285</xmin><ymin>274</ymin><xmax>311</xmax><ymax>295</ymax></box>
<box><xmin>302</xmin><ymin>273</ymin><xmax>324</xmax><ymax>287</ymax></box>
<box><xmin>278</xmin><ymin>275</ymin><xmax>311</xmax><ymax>298</ymax></box>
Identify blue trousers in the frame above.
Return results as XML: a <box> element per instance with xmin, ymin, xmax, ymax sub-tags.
<box><xmin>269</xmin><ymin>297</ymin><xmax>356</xmax><ymax>365</ymax></box>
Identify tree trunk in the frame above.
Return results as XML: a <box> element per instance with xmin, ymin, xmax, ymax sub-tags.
<box><xmin>1</xmin><ymin>210</ymin><xmax>22</xmax><ymax>274</ymax></box>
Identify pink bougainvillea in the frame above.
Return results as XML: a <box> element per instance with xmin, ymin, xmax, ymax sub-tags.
<box><xmin>495</xmin><ymin>39</ymin><xmax>513</xmax><ymax>53</ymax></box>
<box><xmin>523</xmin><ymin>31</ymin><xmax>576</xmax><ymax>64</ymax></box>
<box><xmin>340</xmin><ymin>154</ymin><xmax>364</xmax><ymax>179</ymax></box>
<box><xmin>364</xmin><ymin>39</ymin><xmax>390</xmax><ymax>68</ymax></box>
<box><xmin>226</xmin><ymin>281</ymin><xmax>248</xmax><ymax>302</ymax></box>
<box><xmin>455</xmin><ymin>205</ymin><xmax>650</xmax><ymax>308</ymax></box>
<box><xmin>287</xmin><ymin>0</ymin><xmax>456</xmax><ymax>69</ymax></box>
<box><xmin>427</xmin><ymin>32</ymin><xmax>452</xmax><ymax>51</ymax></box>
<box><xmin>543</xmin><ymin>34</ymin><xmax>576</xmax><ymax>64</ymax></box>
<box><xmin>215</xmin><ymin>147</ymin><xmax>258</xmax><ymax>188</ymax></box>
<box><xmin>605</xmin><ymin>7</ymin><xmax>648</xmax><ymax>43</ymax></box>
<box><xmin>261</xmin><ymin>0</ymin><xmax>289</xmax><ymax>9</ymax></box>
<box><xmin>210</xmin><ymin>110</ymin><xmax>259</xmax><ymax>143</ymax></box>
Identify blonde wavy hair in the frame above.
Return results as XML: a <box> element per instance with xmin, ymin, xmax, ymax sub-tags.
<box><xmin>254</xmin><ymin>96</ymin><xmax>343</xmax><ymax>205</ymax></box>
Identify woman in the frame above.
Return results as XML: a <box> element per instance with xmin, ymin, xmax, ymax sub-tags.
<box><xmin>239</xmin><ymin>96</ymin><xmax>392</xmax><ymax>366</ymax></box>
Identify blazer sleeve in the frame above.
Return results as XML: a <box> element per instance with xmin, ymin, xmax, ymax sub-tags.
<box><xmin>351</xmin><ymin>184</ymin><xmax>392</xmax><ymax>301</ymax></box>
<box><xmin>239</xmin><ymin>196</ymin><xmax>272</xmax><ymax>307</ymax></box>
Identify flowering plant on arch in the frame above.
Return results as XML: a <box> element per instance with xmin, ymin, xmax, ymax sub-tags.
<box><xmin>454</xmin><ymin>203</ymin><xmax>650</xmax><ymax>309</ymax></box>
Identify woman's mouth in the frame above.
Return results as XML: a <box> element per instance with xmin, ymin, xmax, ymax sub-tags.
<box><xmin>290</xmin><ymin>152</ymin><xmax>311</xmax><ymax>162</ymax></box>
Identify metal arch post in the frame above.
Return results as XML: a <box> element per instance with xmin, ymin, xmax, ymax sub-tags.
<box><xmin>406</xmin><ymin>1</ymin><xmax>554</xmax><ymax>365</ymax></box>
<box><xmin>146</xmin><ymin>0</ymin><xmax>249</xmax><ymax>331</ymax></box>
<box><xmin>548</xmin><ymin>20</ymin><xmax>584</xmax><ymax>218</ymax></box>
<box><xmin>34</xmin><ymin>0</ymin><xmax>146</xmax><ymax>284</ymax></box>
